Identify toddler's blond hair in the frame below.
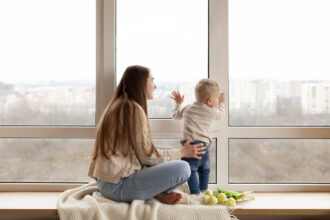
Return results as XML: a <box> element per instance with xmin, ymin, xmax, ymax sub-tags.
<box><xmin>195</xmin><ymin>79</ymin><xmax>220</xmax><ymax>102</ymax></box>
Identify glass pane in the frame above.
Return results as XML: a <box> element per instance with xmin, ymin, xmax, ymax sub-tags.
<box><xmin>153</xmin><ymin>138</ymin><xmax>217</xmax><ymax>184</ymax></box>
<box><xmin>229</xmin><ymin>0</ymin><xmax>330</xmax><ymax>126</ymax></box>
<box><xmin>1</xmin><ymin>138</ymin><xmax>217</xmax><ymax>183</ymax></box>
<box><xmin>229</xmin><ymin>139</ymin><xmax>330</xmax><ymax>183</ymax></box>
<box><xmin>0</xmin><ymin>0</ymin><xmax>96</xmax><ymax>125</ymax></box>
<box><xmin>116</xmin><ymin>0</ymin><xmax>208</xmax><ymax>118</ymax></box>
<box><xmin>0</xmin><ymin>139</ymin><xmax>94</xmax><ymax>182</ymax></box>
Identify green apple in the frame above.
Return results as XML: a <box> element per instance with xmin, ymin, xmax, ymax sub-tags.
<box><xmin>202</xmin><ymin>195</ymin><xmax>210</xmax><ymax>204</ymax></box>
<box><xmin>205</xmin><ymin>189</ymin><xmax>213</xmax><ymax>196</ymax></box>
<box><xmin>208</xmin><ymin>195</ymin><xmax>218</xmax><ymax>205</ymax></box>
<box><xmin>227</xmin><ymin>197</ymin><xmax>236</xmax><ymax>206</ymax></box>
<box><xmin>217</xmin><ymin>192</ymin><xmax>227</xmax><ymax>203</ymax></box>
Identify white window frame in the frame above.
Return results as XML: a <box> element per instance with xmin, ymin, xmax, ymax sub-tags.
<box><xmin>150</xmin><ymin>0</ymin><xmax>330</xmax><ymax>192</ymax></box>
<box><xmin>214</xmin><ymin>0</ymin><xmax>330</xmax><ymax>192</ymax></box>
<box><xmin>0</xmin><ymin>0</ymin><xmax>115</xmax><ymax>192</ymax></box>
<box><xmin>1</xmin><ymin>0</ymin><xmax>329</xmax><ymax>192</ymax></box>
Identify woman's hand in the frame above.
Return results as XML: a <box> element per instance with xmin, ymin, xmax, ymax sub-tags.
<box><xmin>170</xmin><ymin>91</ymin><xmax>184</xmax><ymax>104</ymax></box>
<box><xmin>180</xmin><ymin>140</ymin><xmax>206</xmax><ymax>159</ymax></box>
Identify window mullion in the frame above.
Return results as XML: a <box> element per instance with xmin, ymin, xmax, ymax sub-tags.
<box><xmin>209</xmin><ymin>0</ymin><xmax>229</xmax><ymax>189</ymax></box>
<box><xmin>96</xmin><ymin>0</ymin><xmax>116</xmax><ymax>125</ymax></box>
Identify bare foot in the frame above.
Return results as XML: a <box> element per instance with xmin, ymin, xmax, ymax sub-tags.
<box><xmin>154</xmin><ymin>192</ymin><xmax>182</xmax><ymax>205</ymax></box>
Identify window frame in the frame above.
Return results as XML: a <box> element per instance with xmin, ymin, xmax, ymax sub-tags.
<box><xmin>151</xmin><ymin>0</ymin><xmax>330</xmax><ymax>192</ymax></box>
<box><xmin>0</xmin><ymin>0</ymin><xmax>114</xmax><ymax>191</ymax></box>
<box><xmin>218</xmin><ymin>0</ymin><xmax>330</xmax><ymax>191</ymax></box>
<box><xmin>1</xmin><ymin>0</ymin><xmax>329</xmax><ymax>192</ymax></box>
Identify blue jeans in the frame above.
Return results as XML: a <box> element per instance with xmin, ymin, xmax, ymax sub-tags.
<box><xmin>97</xmin><ymin>160</ymin><xmax>191</xmax><ymax>203</ymax></box>
<box><xmin>182</xmin><ymin>140</ymin><xmax>210</xmax><ymax>194</ymax></box>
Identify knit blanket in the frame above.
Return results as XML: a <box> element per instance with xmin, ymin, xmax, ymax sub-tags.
<box><xmin>57</xmin><ymin>182</ymin><xmax>236</xmax><ymax>220</ymax></box>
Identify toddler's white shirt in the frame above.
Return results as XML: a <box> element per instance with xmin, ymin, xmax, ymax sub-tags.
<box><xmin>172</xmin><ymin>101</ymin><xmax>225</xmax><ymax>145</ymax></box>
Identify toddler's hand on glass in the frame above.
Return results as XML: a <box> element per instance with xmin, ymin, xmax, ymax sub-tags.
<box><xmin>219</xmin><ymin>93</ymin><xmax>225</xmax><ymax>103</ymax></box>
<box><xmin>170</xmin><ymin>91</ymin><xmax>184</xmax><ymax>104</ymax></box>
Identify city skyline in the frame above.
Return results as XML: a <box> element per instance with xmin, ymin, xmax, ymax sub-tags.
<box><xmin>0</xmin><ymin>78</ymin><xmax>329</xmax><ymax>126</ymax></box>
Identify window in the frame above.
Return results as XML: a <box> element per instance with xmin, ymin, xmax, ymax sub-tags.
<box><xmin>116</xmin><ymin>0</ymin><xmax>217</xmax><ymax>183</ymax></box>
<box><xmin>229</xmin><ymin>139</ymin><xmax>330</xmax><ymax>184</ymax></box>
<box><xmin>0</xmin><ymin>0</ymin><xmax>103</xmax><ymax>189</ymax></box>
<box><xmin>116</xmin><ymin>0</ymin><xmax>208</xmax><ymax>119</ymax></box>
<box><xmin>226</xmin><ymin>0</ymin><xmax>330</xmax><ymax>191</ymax></box>
<box><xmin>0</xmin><ymin>0</ymin><xmax>96</xmax><ymax>126</ymax></box>
<box><xmin>0</xmin><ymin>138</ymin><xmax>93</xmax><ymax>182</ymax></box>
<box><xmin>229</xmin><ymin>0</ymin><xmax>330</xmax><ymax>126</ymax></box>
<box><xmin>1</xmin><ymin>0</ymin><xmax>329</xmax><ymax>192</ymax></box>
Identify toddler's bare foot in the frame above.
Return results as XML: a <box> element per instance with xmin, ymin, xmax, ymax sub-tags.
<box><xmin>154</xmin><ymin>192</ymin><xmax>182</xmax><ymax>205</ymax></box>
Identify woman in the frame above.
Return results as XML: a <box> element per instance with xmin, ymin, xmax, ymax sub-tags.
<box><xmin>89</xmin><ymin>65</ymin><xmax>206</xmax><ymax>205</ymax></box>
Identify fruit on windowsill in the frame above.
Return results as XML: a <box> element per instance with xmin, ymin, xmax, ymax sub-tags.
<box><xmin>208</xmin><ymin>195</ymin><xmax>218</xmax><ymax>205</ymax></box>
<box><xmin>217</xmin><ymin>193</ymin><xmax>228</xmax><ymax>203</ymax></box>
<box><xmin>202</xmin><ymin>195</ymin><xmax>210</xmax><ymax>204</ymax></box>
<box><xmin>226</xmin><ymin>197</ymin><xmax>236</xmax><ymax>206</ymax></box>
<box><xmin>205</xmin><ymin>189</ymin><xmax>213</xmax><ymax>196</ymax></box>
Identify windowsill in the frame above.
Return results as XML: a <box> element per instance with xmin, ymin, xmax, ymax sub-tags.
<box><xmin>232</xmin><ymin>192</ymin><xmax>330</xmax><ymax>216</ymax></box>
<box><xmin>0</xmin><ymin>192</ymin><xmax>59</xmax><ymax>216</ymax></box>
<box><xmin>0</xmin><ymin>192</ymin><xmax>329</xmax><ymax>216</ymax></box>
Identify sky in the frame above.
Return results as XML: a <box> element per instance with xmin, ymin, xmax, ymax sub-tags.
<box><xmin>229</xmin><ymin>0</ymin><xmax>330</xmax><ymax>80</ymax></box>
<box><xmin>0</xmin><ymin>0</ymin><xmax>330</xmax><ymax>84</ymax></box>
<box><xmin>0</xmin><ymin>0</ymin><xmax>96</xmax><ymax>84</ymax></box>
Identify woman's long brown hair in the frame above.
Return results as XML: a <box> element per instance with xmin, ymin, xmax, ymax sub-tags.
<box><xmin>91</xmin><ymin>65</ymin><xmax>160</xmax><ymax>161</ymax></box>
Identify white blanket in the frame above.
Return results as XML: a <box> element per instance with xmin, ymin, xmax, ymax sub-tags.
<box><xmin>57</xmin><ymin>182</ymin><xmax>235</xmax><ymax>220</ymax></box>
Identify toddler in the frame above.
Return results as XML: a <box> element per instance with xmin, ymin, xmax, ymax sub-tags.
<box><xmin>171</xmin><ymin>79</ymin><xmax>225</xmax><ymax>194</ymax></box>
